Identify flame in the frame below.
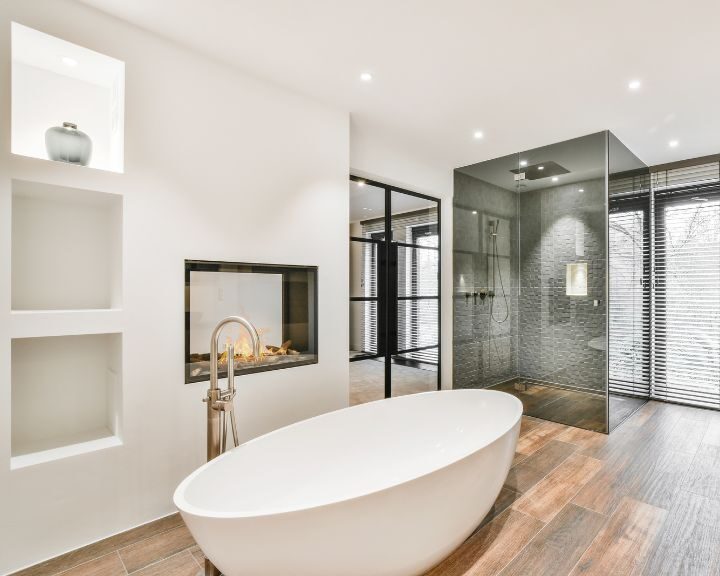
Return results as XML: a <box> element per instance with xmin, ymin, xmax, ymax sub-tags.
<box><xmin>216</xmin><ymin>327</ymin><xmax>296</xmax><ymax>365</ymax></box>
<box><xmin>235</xmin><ymin>334</ymin><xmax>257</xmax><ymax>359</ymax></box>
<box><xmin>233</xmin><ymin>327</ymin><xmax>272</xmax><ymax>361</ymax></box>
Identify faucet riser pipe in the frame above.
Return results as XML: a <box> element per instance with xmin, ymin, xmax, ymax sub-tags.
<box><xmin>206</xmin><ymin>388</ymin><xmax>221</xmax><ymax>461</ymax></box>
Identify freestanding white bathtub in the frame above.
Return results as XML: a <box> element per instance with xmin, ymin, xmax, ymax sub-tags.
<box><xmin>174</xmin><ymin>389</ymin><xmax>522</xmax><ymax>576</ymax></box>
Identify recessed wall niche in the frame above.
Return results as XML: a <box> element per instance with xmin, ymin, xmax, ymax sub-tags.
<box><xmin>11</xmin><ymin>179</ymin><xmax>122</xmax><ymax>311</ymax></box>
<box><xmin>566</xmin><ymin>262</ymin><xmax>588</xmax><ymax>296</ymax></box>
<box><xmin>11</xmin><ymin>22</ymin><xmax>125</xmax><ymax>172</ymax></box>
<box><xmin>11</xmin><ymin>333</ymin><xmax>122</xmax><ymax>468</ymax></box>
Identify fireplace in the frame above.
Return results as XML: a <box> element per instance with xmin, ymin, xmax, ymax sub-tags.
<box><xmin>185</xmin><ymin>260</ymin><xmax>318</xmax><ymax>383</ymax></box>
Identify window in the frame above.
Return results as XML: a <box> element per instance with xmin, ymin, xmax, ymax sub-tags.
<box><xmin>405</xmin><ymin>224</ymin><xmax>439</xmax><ymax>364</ymax></box>
<box><xmin>654</xmin><ymin>186</ymin><xmax>720</xmax><ymax>408</ymax></box>
<box><xmin>609</xmin><ymin>193</ymin><xmax>651</xmax><ymax>399</ymax></box>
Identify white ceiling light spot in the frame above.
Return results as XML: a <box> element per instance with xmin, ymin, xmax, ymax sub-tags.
<box><xmin>628</xmin><ymin>79</ymin><xmax>641</xmax><ymax>91</ymax></box>
<box><xmin>669</xmin><ymin>139</ymin><xmax>679</xmax><ymax>148</ymax></box>
<box><xmin>578</xmin><ymin>188</ymin><xmax>585</xmax><ymax>193</ymax></box>
<box><xmin>552</xmin><ymin>176</ymin><xmax>559</xmax><ymax>182</ymax></box>
<box><xmin>61</xmin><ymin>56</ymin><xmax>78</xmax><ymax>67</ymax></box>
<box><xmin>360</xmin><ymin>72</ymin><xmax>373</xmax><ymax>82</ymax></box>
<box><xmin>473</xmin><ymin>131</ymin><xmax>484</xmax><ymax>140</ymax></box>
<box><xmin>356</xmin><ymin>180</ymin><xmax>366</xmax><ymax>187</ymax></box>
<box><xmin>538</xmin><ymin>165</ymin><xmax>544</xmax><ymax>171</ymax></box>
<box><xmin>471</xmin><ymin>210</ymin><xmax>478</xmax><ymax>215</ymax></box>
<box><xmin>519</xmin><ymin>160</ymin><xmax>527</xmax><ymax>167</ymax></box>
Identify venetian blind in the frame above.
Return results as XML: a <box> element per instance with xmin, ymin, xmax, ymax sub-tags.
<box><xmin>653</xmin><ymin>161</ymin><xmax>720</xmax><ymax>408</ymax></box>
<box><xmin>609</xmin><ymin>183</ymin><xmax>651</xmax><ymax>399</ymax></box>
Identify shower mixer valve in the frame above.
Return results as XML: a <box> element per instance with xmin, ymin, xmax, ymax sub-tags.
<box><xmin>463</xmin><ymin>290</ymin><xmax>489</xmax><ymax>304</ymax></box>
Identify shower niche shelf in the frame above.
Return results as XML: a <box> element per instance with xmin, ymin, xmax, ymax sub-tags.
<box><xmin>11</xmin><ymin>22</ymin><xmax>125</xmax><ymax>173</ymax></box>
<box><xmin>10</xmin><ymin>333</ymin><xmax>122</xmax><ymax>469</ymax></box>
<box><xmin>11</xmin><ymin>179</ymin><xmax>122</xmax><ymax>312</ymax></box>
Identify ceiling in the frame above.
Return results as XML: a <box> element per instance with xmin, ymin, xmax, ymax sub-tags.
<box><xmin>78</xmin><ymin>0</ymin><xmax>720</xmax><ymax>170</ymax></box>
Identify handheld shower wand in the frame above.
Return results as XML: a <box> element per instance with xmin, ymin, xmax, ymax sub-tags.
<box><xmin>489</xmin><ymin>219</ymin><xmax>509</xmax><ymax>324</ymax></box>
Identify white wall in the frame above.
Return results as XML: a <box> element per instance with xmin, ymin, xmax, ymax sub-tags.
<box><xmin>0</xmin><ymin>0</ymin><xmax>349</xmax><ymax>571</ymax></box>
<box><xmin>350</xmin><ymin>124</ymin><xmax>453</xmax><ymax>389</ymax></box>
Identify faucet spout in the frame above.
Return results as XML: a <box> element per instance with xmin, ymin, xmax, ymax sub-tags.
<box><xmin>209</xmin><ymin>316</ymin><xmax>261</xmax><ymax>392</ymax></box>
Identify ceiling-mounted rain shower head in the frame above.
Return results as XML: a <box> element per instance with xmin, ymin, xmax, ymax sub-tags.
<box><xmin>510</xmin><ymin>161</ymin><xmax>570</xmax><ymax>180</ymax></box>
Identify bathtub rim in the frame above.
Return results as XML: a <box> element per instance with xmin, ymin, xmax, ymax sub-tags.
<box><xmin>174</xmin><ymin>389</ymin><xmax>522</xmax><ymax>520</ymax></box>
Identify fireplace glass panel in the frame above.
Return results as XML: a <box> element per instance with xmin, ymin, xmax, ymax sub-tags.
<box><xmin>185</xmin><ymin>260</ymin><xmax>318</xmax><ymax>383</ymax></box>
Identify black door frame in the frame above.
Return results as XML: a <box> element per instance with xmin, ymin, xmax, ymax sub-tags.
<box><xmin>349</xmin><ymin>175</ymin><xmax>442</xmax><ymax>397</ymax></box>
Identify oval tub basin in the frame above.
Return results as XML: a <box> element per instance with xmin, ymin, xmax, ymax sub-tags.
<box><xmin>174</xmin><ymin>389</ymin><xmax>522</xmax><ymax>576</ymax></box>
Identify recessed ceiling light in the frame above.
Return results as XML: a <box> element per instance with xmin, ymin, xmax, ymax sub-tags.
<box><xmin>360</xmin><ymin>72</ymin><xmax>373</xmax><ymax>82</ymax></box>
<box><xmin>628</xmin><ymin>79</ymin><xmax>641</xmax><ymax>91</ymax></box>
<box><xmin>471</xmin><ymin>210</ymin><xmax>478</xmax><ymax>215</ymax></box>
<box><xmin>473</xmin><ymin>131</ymin><xmax>484</xmax><ymax>140</ymax></box>
<box><xmin>669</xmin><ymin>139</ymin><xmax>679</xmax><ymax>148</ymax></box>
<box><xmin>357</xmin><ymin>180</ymin><xmax>366</xmax><ymax>187</ymax></box>
<box><xmin>578</xmin><ymin>188</ymin><xmax>585</xmax><ymax>193</ymax></box>
<box><xmin>519</xmin><ymin>160</ymin><xmax>527</xmax><ymax>167</ymax></box>
<box><xmin>61</xmin><ymin>56</ymin><xmax>78</xmax><ymax>67</ymax></box>
<box><xmin>538</xmin><ymin>165</ymin><xmax>544</xmax><ymax>171</ymax></box>
<box><xmin>552</xmin><ymin>176</ymin><xmax>559</xmax><ymax>182</ymax></box>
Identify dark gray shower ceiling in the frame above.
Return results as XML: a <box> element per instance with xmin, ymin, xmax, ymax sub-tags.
<box><xmin>456</xmin><ymin>133</ymin><xmax>608</xmax><ymax>193</ymax></box>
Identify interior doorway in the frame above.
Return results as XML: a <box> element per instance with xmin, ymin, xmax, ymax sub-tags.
<box><xmin>349</xmin><ymin>176</ymin><xmax>441</xmax><ymax>405</ymax></box>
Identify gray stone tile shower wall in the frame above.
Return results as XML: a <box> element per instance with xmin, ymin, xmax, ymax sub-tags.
<box><xmin>518</xmin><ymin>178</ymin><xmax>607</xmax><ymax>393</ymax></box>
<box><xmin>453</xmin><ymin>171</ymin><xmax>519</xmax><ymax>388</ymax></box>
<box><xmin>453</xmin><ymin>172</ymin><xmax>606</xmax><ymax>394</ymax></box>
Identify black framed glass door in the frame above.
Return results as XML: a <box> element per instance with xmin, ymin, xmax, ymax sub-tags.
<box><xmin>349</xmin><ymin>177</ymin><xmax>441</xmax><ymax>404</ymax></box>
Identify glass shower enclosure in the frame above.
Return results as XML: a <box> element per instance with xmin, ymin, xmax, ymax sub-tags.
<box><xmin>453</xmin><ymin>131</ymin><xmax>650</xmax><ymax>433</ymax></box>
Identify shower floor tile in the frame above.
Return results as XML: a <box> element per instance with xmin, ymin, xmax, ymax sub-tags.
<box><xmin>489</xmin><ymin>379</ymin><xmax>607</xmax><ymax>432</ymax></box>
<box><xmin>488</xmin><ymin>378</ymin><xmax>647</xmax><ymax>433</ymax></box>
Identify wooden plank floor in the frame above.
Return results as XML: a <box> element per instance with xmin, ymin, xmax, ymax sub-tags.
<box><xmin>11</xmin><ymin>401</ymin><xmax>720</xmax><ymax>576</ymax></box>
<box><xmin>427</xmin><ymin>401</ymin><xmax>720</xmax><ymax>576</ymax></box>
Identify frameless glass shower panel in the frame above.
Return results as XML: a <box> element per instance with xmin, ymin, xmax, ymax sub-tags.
<box><xmin>515</xmin><ymin>133</ymin><xmax>608</xmax><ymax>432</ymax></box>
<box><xmin>608</xmin><ymin>132</ymin><xmax>651</xmax><ymax>430</ymax></box>
<box><xmin>453</xmin><ymin>152</ymin><xmax>520</xmax><ymax>390</ymax></box>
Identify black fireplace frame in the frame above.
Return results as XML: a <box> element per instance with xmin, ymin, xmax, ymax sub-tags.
<box><xmin>184</xmin><ymin>259</ymin><xmax>318</xmax><ymax>383</ymax></box>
